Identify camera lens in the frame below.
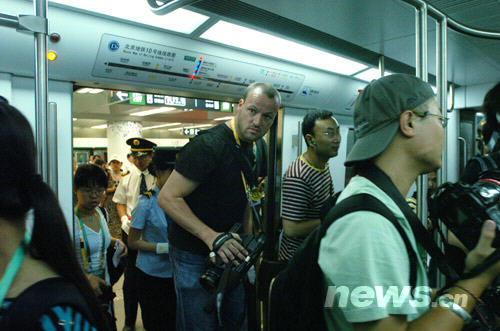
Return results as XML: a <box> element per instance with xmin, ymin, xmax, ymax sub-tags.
<box><xmin>200</xmin><ymin>267</ymin><xmax>223</xmax><ymax>291</ymax></box>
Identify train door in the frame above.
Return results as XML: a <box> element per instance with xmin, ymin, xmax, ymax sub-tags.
<box><xmin>458</xmin><ymin>108</ymin><xmax>486</xmax><ymax>176</ymax></box>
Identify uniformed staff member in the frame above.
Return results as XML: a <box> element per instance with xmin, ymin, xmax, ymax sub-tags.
<box><xmin>113</xmin><ymin>137</ymin><xmax>156</xmax><ymax>331</ymax></box>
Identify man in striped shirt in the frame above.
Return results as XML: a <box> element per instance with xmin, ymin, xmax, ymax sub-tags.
<box><xmin>279</xmin><ymin>110</ymin><xmax>341</xmax><ymax>262</ymax></box>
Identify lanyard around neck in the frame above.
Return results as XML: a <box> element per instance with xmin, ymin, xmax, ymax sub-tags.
<box><xmin>230</xmin><ymin>118</ymin><xmax>254</xmax><ymax>201</ymax></box>
<box><xmin>0</xmin><ymin>228</ymin><xmax>32</xmax><ymax>307</ymax></box>
<box><xmin>74</xmin><ymin>206</ymin><xmax>106</xmax><ymax>275</ymax></box>
<box><xmin>230</xmin><ymin>119</ymin><xmax>264</xmax><ymax>232</ymax></box>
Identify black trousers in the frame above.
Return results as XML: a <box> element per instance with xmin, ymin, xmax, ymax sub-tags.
<box><xmin>122</xmin><ymin>230</ymin><xmax>139</xmax><ymax>327</ymax></box>
<box><xmin>137</xmin><ymin>269</ymin><xmax>176</xmax><ymax>331</ymax></box>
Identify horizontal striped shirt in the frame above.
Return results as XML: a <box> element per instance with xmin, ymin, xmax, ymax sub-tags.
<box><xmin>279</xmin><ymin>155</ymin><xmax>333</xmax><ymax>261</ymax></box>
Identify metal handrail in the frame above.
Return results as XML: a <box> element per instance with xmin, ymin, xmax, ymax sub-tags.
<box><xmin>146</xmin><ymin>0</ymin><xmax>200</xmax><ymax>15</ymax></box>
<box><xmin>48</xmin><ymin>102</ymin><xmax>58</xmax><ymax>196</ymax></box>
<box><xmin>34</xmin><ymin>0</ymin><xmax>49</xmax><ymax>182</ymax></box>
<box><xmin>404</xmin><ymin>0</ymin><xmax>500</xmax><ymax>40</ymax></box>
<box><xmin>0</xmin><ymin>1</ymin><xmax>51</xmax><ymax>190</ymax></box>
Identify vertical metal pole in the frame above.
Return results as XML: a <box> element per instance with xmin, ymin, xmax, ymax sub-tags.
<box><xmin>297</xmin><ymin>121</ymin><xmax>302</xmax><ymax>157</ymax></box>
<box><xmin>415</xmin><ymin>3</ymin><xmax>428</xmax><ymax>227</ymax></box>
<box><xmin>415</xmin><ymin>3</ymin><xmax>428</xmax><ymax>81</ymax></box>
<box><xmin>263</xmin><ymin>116</ymin><xmax>278</xmax><ymax>259</ymax></box>
<box><xmin>434</xmin><ymin>16</ymin><xmax>448</xmax><ymax>289</ymax></box>
<box><xmin>48</xmin><ymin>102</ymin><xmax>58</xmax><ymax>196</ymax></box>
<box><xmin>378</xmin><ymin>55</ymin><xmax>385</xmax><ymax>77</ymax></box>
<box><xmin>34</xmin><ymin>0</ymin><xmax>49</xmax><ymax>180</ymax></box>
<box><xmin>437</xmin><ymin>17</ymin><xmax>448</xmax><ymax>183</ymax></box>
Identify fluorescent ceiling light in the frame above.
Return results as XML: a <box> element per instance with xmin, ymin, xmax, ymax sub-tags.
<box><xmin>50</xmin><ymin>1</ymin><xmax>209</xmax><ymax>34</ymax></box>
<box><xmin>183</xmin><ymin>124</ymin><xmax>213</xmax><ymax>129</ymax></box>
<box><xmin>354</xmin><ymin>68</ymin><xmax>382</xmax><ymax>82</ymax></box>
<box><xmin>72</xmin><ymin>118</ymin><xmax>77</xmax><ymax>121</ymax></box>
<box><xmin>88</xmin><ymin>88</ymin><xmax>104</xmax><ymax>94</ymax></box>
<box><xmin>201</xmin><ymin>21</ymin><xmax>367</xmax><ymax>75</ymax></box>
<box><xmin>354</xmin><ymin>68</ymin><xmax>393</xmax><ymax>82</ymax></box>
<box><xmin>214</xmin><ymin>116</ymin><xmax>234</xmax><ymax>121</ymax></box>
<box><xmin>91</xmin><ymin>124</ymin><xmax>107</xmax><ymax>129</ymax></box>
<box><xmin>130</xmin><ymin>107</ymin><xmax>176</xmax><ymax>117</ymax></box>
<box><xmin>142</xmin><ymin>122</ymin><xmax>181</xmax><ymax>130</ymax></box>
<box><xmin>168</xmin><ymin>127</ymin><xmax>183</xmax><ymax>131</ymax></box>
<box><xmin>76</xmin><ymin>87</ymin><xmax>104</xmax><ymax>94</ymax></box>
<box><xmin>76</xmin><ymin>87</ymin><xmax>92</xmax><ymax>94</ymax></box>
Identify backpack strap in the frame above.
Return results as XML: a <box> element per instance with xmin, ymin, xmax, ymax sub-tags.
<box><xmin>0</xmin><ymin>277</ymin><xmax>95</xmax><ymax>330</ymax></box>
<box><xmin>358</xmin><ymin>165</ymin><xmax>461</xmax><ymax>284</ymax></box>
<box><xmin>322</xmin><ymin>193</ymin><xmax>418</xmax><ymax>289</ymax></box>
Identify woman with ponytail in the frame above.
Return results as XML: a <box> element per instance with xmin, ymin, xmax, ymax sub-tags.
<box><xmin>0</xmin><ymin>97</ymin><xmax>111</xmax><ymax>330</ymax></box>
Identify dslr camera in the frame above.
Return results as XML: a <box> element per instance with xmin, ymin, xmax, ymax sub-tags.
<box><xmin>430</xmin><ymin>170</ymin><xmax>500</xmax><ymax>317</ymax></box>
<box><xmin>429</xmin><ymin>170</ymin><xmax>500</xmax><ymax>250</ymax></box>
<box><xmin>200</xmin><ymin>223</ymin><xmax>265</xmax><ymax>291</ymax></box>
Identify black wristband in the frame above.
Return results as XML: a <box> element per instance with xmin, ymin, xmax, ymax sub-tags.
<box><xmin>212</xmin><ymin>232</ymin><xmax>234</xmax><ymax>253</ymax></box>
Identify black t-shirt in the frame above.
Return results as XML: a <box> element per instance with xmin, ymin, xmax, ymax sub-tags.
<box><xmin>460</xmin><ymin>152</ymin><xmax>500</xmax><ymax>184</ymax></box>
<box><xmin>169</xmin><ymin>123</ymin><xmax>255</xmax><ymax>255</ymax></box>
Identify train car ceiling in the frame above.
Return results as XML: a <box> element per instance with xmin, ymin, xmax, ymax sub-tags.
<box><xmin>1</xmin><ymin>0</ymin><xmax>497</xmax><ymax>111</ymax></box>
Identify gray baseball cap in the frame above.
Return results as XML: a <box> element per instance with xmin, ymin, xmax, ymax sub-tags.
<box><xmin>345</xmin><ymin>74</ymin><xmax>435</xmax><ymax>166</ymax></box>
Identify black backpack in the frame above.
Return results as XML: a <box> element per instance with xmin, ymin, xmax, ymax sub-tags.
<box><xmin>0</xmin><ymin>277</ymin><xmax>96</xmax><ymax>330</ymax></box>
<box><xmin>268</xmin><ymin>193</ymin><xmax>418</xmax><ymax>331</ymax></box>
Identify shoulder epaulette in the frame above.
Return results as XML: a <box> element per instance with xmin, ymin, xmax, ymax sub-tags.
<box><xmin>121</xmin><ymin>171</ymin><xmax>130</xmax><ymax>176</ymax></box>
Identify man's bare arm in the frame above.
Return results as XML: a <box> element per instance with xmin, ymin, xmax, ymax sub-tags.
<box><xmin>117</xmin><ymin>203</ymin><xmax>127</xmax><ymax>218</ymax></box>
<box><xmin>282</xmin><ymin>218</ymin><xmax>320</xmax><ymax>238</ymax></box>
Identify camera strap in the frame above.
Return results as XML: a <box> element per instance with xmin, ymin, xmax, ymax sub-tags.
<box><xmin>229</xmin><ymin>119</ymin><xmax>263</xmax><ymax>233</ymax></box>
<box><xmin>359</xmin><ymin>165</ymin><xmax>461</xmax><ymax>284</ymax></box>
<box><xmin>212</xmin><ymin>233</ymin><xmax>236</xmax><ymax>253</ymax></box>
<box><xmin>462</xmin><ymin>250</ymin><xmax>500</xmax><ymax>279</ymax></box>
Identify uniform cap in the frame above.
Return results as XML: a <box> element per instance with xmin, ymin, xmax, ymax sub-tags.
<box><xmin>126</xmin><ymin>137</ymin><xmax>157</xmax><ymax>157</ymax></box>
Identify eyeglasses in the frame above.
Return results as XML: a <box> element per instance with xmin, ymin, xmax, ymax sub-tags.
<box><xmin>318</xmin><ymin>127</ymin><xmax>340</xmax><ymax>138</ymax></box>
<box><xmin>412</xmin><ymin>110</ymin><xmax>448</xmax><ymax>128</ymax></box>
<box><xmin>79</xmin><ymin>188</ymin><xmax>105</xmax><ymax>196</ymax></box>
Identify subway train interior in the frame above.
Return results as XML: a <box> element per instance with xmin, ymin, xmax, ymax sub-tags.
<box><xmin>1</xmin><ymin>0</ymin><xmax>499</xmax><ymax>330</ymax></box>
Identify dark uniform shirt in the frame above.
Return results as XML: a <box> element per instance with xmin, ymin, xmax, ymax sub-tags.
<box><xmin>169</xmin><ymin>123</ymin><xmax>254</xmax><ymax>255</ymax></box>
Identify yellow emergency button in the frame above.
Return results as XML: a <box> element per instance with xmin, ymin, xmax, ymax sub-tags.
<box><xmin>47</xmin><ymin>50</ymin><xmax>57</xmax><ymax>61</ymax></box>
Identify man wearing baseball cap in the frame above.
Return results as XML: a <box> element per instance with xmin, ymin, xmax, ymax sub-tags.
<box><xmin>113</xmin><ymin>137</ymin><xmax>156</xmax><ymax>331</ymax></box>
<box><xmin>318</xmin><ymin>74</ymin><xmax>500</xmax><ymax>330</ymax></box>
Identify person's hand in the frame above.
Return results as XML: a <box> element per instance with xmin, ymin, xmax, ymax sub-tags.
<box><xmin>464</xmin><ymin>220</ymin><xmax>499</xmax><ymax>279</ymax></box>
<box><xmin>86</xmin><ymin>274</ymin><xmax>107</xmax><ymax>296</ymax></box>
<box><xmin>209</xmin><ymin>232</ymin><xmax>248</xmax><ymax>265</ymax></box>
<box><xmin>116</xmin><ymin>239</ymin><xmax>127</xmax><ymax>258</ymax></box>
<box><xmin>121</xmin><ymin>215</ymin><xmax>129</xmax><ymax>227</ymax></box>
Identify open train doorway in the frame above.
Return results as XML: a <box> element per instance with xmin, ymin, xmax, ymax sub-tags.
<box><xmin>71</xmin><ymin>86</ymin><xmax>237</xmax><ymax>330</ymax></box>
<box><xmin>72</xmin><ymin>86</ymin><xmax>236</xmax><ymax>168</ymax></box>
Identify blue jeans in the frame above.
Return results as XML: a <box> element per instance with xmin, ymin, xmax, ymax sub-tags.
<box><xmin>170</xmin><ymin>246</ymin><xmax>247</xmax><ymax>331</ymax></box>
